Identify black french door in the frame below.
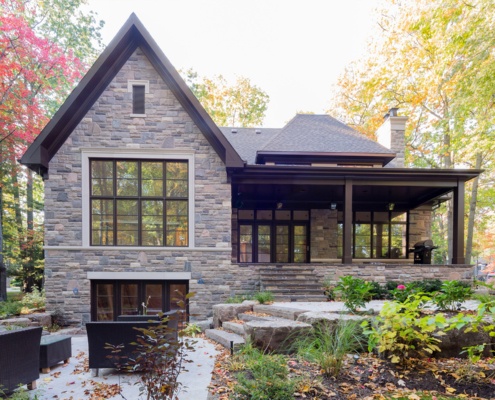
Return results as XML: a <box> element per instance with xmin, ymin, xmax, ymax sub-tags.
<box><xmin>91</xmin><ymin>280</ymin><xmax>188</xmax><ymax>321</ymax></box>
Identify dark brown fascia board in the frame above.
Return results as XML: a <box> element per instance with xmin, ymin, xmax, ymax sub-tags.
<box><xmin>255</xmin><ymin>151</ymin><xmax>396</xmax><ymax>166</ymax></box>
<box><xmin>21</xmin><ymin>13</ymin><xmax>244</xmax><ymax>176</ymax></box>
<box><xmin>231</xmin><ymin>164</ymin><xmax>483</xmax><ymax>185</ymax></box>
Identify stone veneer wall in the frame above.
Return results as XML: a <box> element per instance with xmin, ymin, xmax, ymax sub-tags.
<box><xmin>310</xmin><ymin>209</ymin><xmax>338</xmax><ymax>260</ymax></box>
<box><xmin>409</xmin><ymin>205</ymin><xmax>433</xmax><ymax>245</ymax></box>
<box><xmin>313</xmin><ymin>263</ymin><xmax>474</xmax><ymax>284</ymax></box>
<box><xmin>43</xmin><ymin>48</ymin><xmax>244</xmax><ymax>324</ymax></box>
<box><xmin>231</xmin><ymin>263</ymin><xmax>474</xmax><ymax>298</ymax></box>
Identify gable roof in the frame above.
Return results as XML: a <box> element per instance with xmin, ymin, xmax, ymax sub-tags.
<box><xmin>21</xmin><ymin>13</ymin><xmax>244</xmax><ymax>176</ymax></box>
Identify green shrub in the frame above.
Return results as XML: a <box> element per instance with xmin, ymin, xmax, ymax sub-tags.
<box><xmin>362</xmin><ymin>293</ymin><xmax>451</xmax><ymax>364</ymax></box>
<box><xmin>21</xmin><ymin>288</ymin><xmax>45</xmax><ymax>310</ymax></box>
<box><xmin>225</xmin><ymin>294</ymin><xmax>254</xmax><ymax>303</ymax></box>
<box><xmin>181</xmin><ymin>322</ymin><xmax>202</xmax><ymax>337</ymax></box>
<box><xmin>294</xmin><ymin>319</ymin><xmax>364</xmax><ymax>376</ymax></box>
<box><xmin>233</xmin><ymin>344</ymin><xmax>294</xmax><ymax>400</ymax></box>
<box><xmin>0</xmin><ymin>300</ymin><xmax>23</xmax><ymax>319</ymax></box>
<box><xmin>413</xmin><ymin>279</ymin><xmax>443</xmax><ymax>293</ymax></box>
<box><xmin>369</xmin><ymin>281</ymin><xmax>387</xmax><ymax>300</ymax></box>
<box><xmin>254</xmin><ymin>291</ymin><xmax>274</xmax><ymax>304</ymax></box>
<box><xmin>433</xmin><ymin>280</ymin><xmax>473</xmax><ymax>311</ymax></box>
<box><xmin>335</xmin><ymin>275</ymin><xmax>373</xmax><ymax>313</ymax></box>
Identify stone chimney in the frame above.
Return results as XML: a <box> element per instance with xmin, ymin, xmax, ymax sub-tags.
<box><xmin>376</xmin><ymin>107</ymin><xmax>408</xmax><ymax>168</ymax></box>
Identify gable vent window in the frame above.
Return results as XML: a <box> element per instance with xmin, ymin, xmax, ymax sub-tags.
<box><xmin>133</xmin><ymin>85</ymin><xmax>145</xmax><ymax>114</ymax></box>
<box><xmin>128</xmin><ymin>80</ymin><xmax>149</xmax><ymax>117</ymax></box>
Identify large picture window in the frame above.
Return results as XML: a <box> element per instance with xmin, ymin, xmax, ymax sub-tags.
<box><xmin>90</xmin><ymin>159</ymin><xmax>188</xmax><ymax>247</ymax></box>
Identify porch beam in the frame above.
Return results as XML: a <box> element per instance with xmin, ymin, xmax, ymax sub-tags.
<box><xmin>452</xmin><ymin>181</ymin><xmax>465</xmax><ymax>264</ymax></box>
<box><xmin>343</xmin><ymin>179</ymin><xmax>353</xmax><ymax>264</ymax></box>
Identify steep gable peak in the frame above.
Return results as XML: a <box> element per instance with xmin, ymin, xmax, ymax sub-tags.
<box><xmin>21</xmin><ymin>13</ymin><xmax>243</xmax><ymax>177</ymax></box>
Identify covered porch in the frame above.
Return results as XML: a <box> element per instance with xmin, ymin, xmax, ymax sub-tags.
<box><xmin>229</xmin><ymin>165</ymin><xmax>481</xmax><ymax>266</ymax></box>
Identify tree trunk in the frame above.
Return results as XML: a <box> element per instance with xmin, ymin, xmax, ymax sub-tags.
<box><xmin>465</xmin><ymin>152</ymin><xmax>482</xmax><ymax>265</ymax></box>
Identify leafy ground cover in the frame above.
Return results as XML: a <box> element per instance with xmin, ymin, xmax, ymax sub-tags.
<box><xmin>208</xmin><ymin>346</ymin><xmax>495</xmax><ymax>399</ymax></box>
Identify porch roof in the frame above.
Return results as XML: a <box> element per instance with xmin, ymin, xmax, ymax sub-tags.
<box><xmin>229</xmin><ymin>165</ymin><xmax>482</xmax><ymax>212</ymax></box>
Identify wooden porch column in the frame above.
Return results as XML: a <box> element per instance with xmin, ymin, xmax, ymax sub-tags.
<box><xmin>342</xmin><ymin>179</ymin><xmax>353</xmax><ymax>264</ymax></box>
<box><xmin>452</xmin><ymin>180</ymin><xmax>465</xmax><ymax>264</ymax></box>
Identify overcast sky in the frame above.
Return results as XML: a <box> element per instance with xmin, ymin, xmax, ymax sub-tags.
<box><xmin>85</xmin><ymin>0</ymin><xmax>380</xmax><ymax>127</ymax></box>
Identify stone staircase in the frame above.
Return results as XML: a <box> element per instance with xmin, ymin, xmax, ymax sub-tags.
<box><xmin>205</xmin><ymin>303</ymin><xmax>320</xmax><ymax>353</ymax></box>
<box><xmin>259</xmin><ymin>265</ymin><xmax>326</xmax><ymax>302</ymax></box>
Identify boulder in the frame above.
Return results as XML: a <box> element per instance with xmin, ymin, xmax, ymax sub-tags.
<box><xmin>244</xmin><ymin>319</ymin><xmax>312</xmax><ymax>353</ymax></box>
<box><xmin>434</xmin><ymin>327</ymin><xmax>494</xmax><ymax>358</ymax></box>
<box><xmin>28</xmin><ymin>312</ymin><xmax>52</xmax><ymax>327</ymax></box>
<box><xmin>253</xmin><ymin>304</ymin><xmax>308</xmax><ymax>320</ymax></box>
<box><xmin>212</xmin><ymin>303</ymin><xmax>254</xmax><ymax>328</ymax></box>
<box><xmin>297</xmin><ymin>311</ymin><xmax>367</xmax><ymax>327</ymax></box>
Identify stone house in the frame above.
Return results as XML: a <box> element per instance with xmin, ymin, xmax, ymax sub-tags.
<box><xmin>21</xmin><ymin>14</ymin><xmax>481</xmax><ymax>324</ymax></box>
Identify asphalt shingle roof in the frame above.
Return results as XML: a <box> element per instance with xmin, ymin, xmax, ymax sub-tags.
<box><xmin>220</xmin><ymin>127</ymin><xmax>281</xmax><ymax>164</ymax></box>
<box><xmin>221</xmin><ymin>114</ymin><xmax>394</xmax><ymax>165</ymax></box>
<box><xmin>261</xmin><ymin>114</ymin><xmax>393</xmax><ymax>154</ymax></box>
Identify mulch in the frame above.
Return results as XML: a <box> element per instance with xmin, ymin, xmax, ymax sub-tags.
<box><xmin>208</xmin><ymin>346</ymin><xmax>495</xmax><ymax>399</ymax></box>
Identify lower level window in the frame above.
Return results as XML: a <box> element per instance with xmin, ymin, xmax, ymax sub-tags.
<box><xmin>91</xmin><ymin>280</ymin><xmax>188</xmax><ymax>321</ymax></box>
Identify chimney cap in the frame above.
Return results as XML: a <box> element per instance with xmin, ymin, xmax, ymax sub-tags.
<box><xmin>389</xmin><ymin>107</ymin><xmax>399</xmax><ymax>117</ymax></box>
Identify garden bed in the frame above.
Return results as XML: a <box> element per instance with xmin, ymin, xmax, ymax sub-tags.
<box><xmin>209</xmin><ymin>348</ymin><xmax>495</xmax><ymax>399</ymax></box>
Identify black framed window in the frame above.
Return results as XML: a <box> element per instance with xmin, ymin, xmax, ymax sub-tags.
<box><xmin>90</xmin><ymin>159</ymin><xmax>188</xmax><ymax>247</ymax></box>
<box><xmin>132</xmin><ymin>85</ymin><xmax>146</xmax><ymax>114</ymax></box>
<box><xmin>337</xmin><ymin>211</ymin><xmax>407</xmax><ymax>259</ymax></box>
<box><xmin>91</xmin><ymin>280</ymin><xmax>188</xmax><ymax>321</ymax></box>
<box><xmin>238</xmin><ymin>210</ymin><xmax>309</xmax><ymax>263</ymax></box>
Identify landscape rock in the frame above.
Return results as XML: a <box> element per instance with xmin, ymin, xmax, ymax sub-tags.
<box><xmin>244</xmin><ymin>319</ymin><xmax>311</xmax><ymax>353</ymax></box>
<box><xmin>28</xmin><ymin>312</ymin><xmax>52</xmax><ymax>327</ymax></box>
<box><xmin>253</xmin><ymin>304</ymin><xmax>308</xmax><ymax>320</ymax></box>
<box><xmin>213</xmin><ymin>303</ymin><xmax>254</xmax><ymax>328</ymax></box>
<box><xmin>434</xmin><ymin>326</ymin><xmax>494</xmax><ymax>358</ymax></box>
<box><xmin>297</xmin><ymin>311</ymin><xmax>368</xmax><ymax>326</ymax></box>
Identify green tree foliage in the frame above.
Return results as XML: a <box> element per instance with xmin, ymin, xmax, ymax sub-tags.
<box><xmin>0</xmin><ymin>0</ymin><xmax>103</xmax><ymax>291</ymax></box>
<box><xmin>183</xmin><ymin>69</ymin><xmax>269</xmax><ymax>127</ymax></box>
<box><xmin>328</xmin><ymin>0</ymin><xmax>495</xmax><ymax>263</ymax></box>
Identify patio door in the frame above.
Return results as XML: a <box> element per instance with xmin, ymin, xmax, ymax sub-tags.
<box><xmin>91</xmin><ymin>280</ymin><xmax>188</xmax><ymax>321</ymax></box>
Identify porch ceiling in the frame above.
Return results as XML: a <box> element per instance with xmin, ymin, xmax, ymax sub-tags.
<box><xmin>230</xmin><ymin>165</ymin><xmax>482</xmax><ymax>212</ymax></box>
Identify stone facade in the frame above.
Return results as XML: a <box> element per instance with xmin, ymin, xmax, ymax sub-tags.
<box><xmin>43</xmin><ymin>48</ymin><xmax>243</xmax><ymax>324</ymax></box>
<box><xmin>310</xmin><ymin>209</ymin><xmax>338</xmax><ymax>260</ymax></box>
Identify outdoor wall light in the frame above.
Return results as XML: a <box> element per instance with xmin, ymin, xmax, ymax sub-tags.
<box><xmin>276</xmin><ymin>202</ymin><xmax>283</xmax><ymax>209</ymax></box>
<box><xmin>388</xmin><ymin>203</ymin><xmax>395</xmax><ymax>211</ymax></box>
<box><xmin>330</xmin><ymin>202</ymin><xmax>337</xmax><ymax>210</ymax></box>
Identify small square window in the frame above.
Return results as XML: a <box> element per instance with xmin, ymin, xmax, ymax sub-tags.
<box><xmin>133</xmin><ymin>85</ymin><xmax>145</xmax><ymax>114</ymax></box>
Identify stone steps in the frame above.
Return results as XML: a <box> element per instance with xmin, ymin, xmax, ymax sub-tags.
<box><xmin>259</xmin><ymin>265</ymin><xmax>325</xmax><ymax>301</ymax></box>
<box><xmin>205</xmin><ymin>328</ymin><xmax>245</xmax><ymax>351</ymax></box>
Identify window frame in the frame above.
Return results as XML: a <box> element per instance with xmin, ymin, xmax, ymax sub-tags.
<box><xmin>127</xmin><ymin>80</ymin><xmax>149</xmax><ymax>117</ymax></box>
<box><xmin>90</xmin><ymin>159</ymin><xmax>188</xmax><ymax>247</ymax></box>
<box><xmin>82</xmin><ymin>149</ymin><xmax>195</xmax><ymax>248</ymax></box>
<box><xmin>237</xmin><ymin>210</ymin><xmax>310</xmax><ymax>263</ymax></box>
<box><xmin>337</xmin><ymin>211</ymin><xmax>408</xmax><ymax>259</ymax></box>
